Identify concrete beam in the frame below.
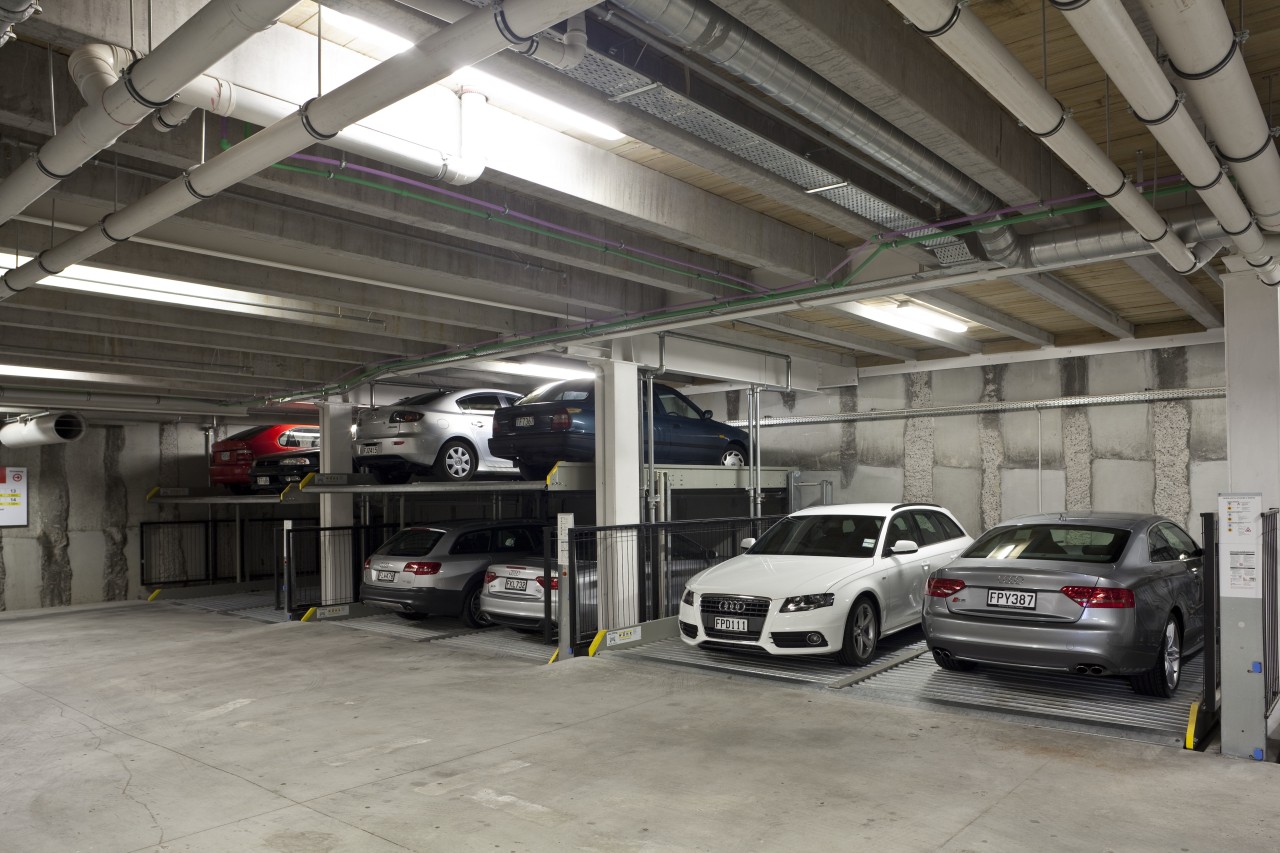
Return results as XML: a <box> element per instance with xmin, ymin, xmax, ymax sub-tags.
<box><xmin>912</xmin><ymin>290</ymin><xmax>1056</xmax><ymax>347</ymax></box>
<box><xmin>1125</xmin><ymin>256</ymin><xmax>1224</xmax><ymax>330</ymax></box>
<box><xmin>1008</xmin><ymin>273</ymin><xmax>1135</xmax><ymax>339</ymax></box>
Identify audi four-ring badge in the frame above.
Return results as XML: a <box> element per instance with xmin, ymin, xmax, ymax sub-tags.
<box><xmin>678</xmin><ymin>503</ymin><xmax>972</xmax><ymax>667</ymax></box>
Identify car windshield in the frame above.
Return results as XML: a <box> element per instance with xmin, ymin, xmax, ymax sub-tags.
<box><xmin>749</xmin><ymin>515</ymin><xmax>885</xmax><ymax>558</ymax></box>
<box><xmin>378</xmin><ymin>529</ymin><xmax>445</xmax><ymax>557</ymax></box>
<box><xmin>963</xmin><ymin>524</ymin><xmax>1130</xmax><ymax>562</ymax></box>
<box><xmin>226</xmin><ymin>425</ymin><xmax>269</xmax><ymax>441</ymax></box>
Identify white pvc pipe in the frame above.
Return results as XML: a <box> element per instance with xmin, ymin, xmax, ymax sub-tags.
<box><xmin>0</xmin><ymin>0</ymin><xmax>298</xmax><ymax>229</ymax></box>
<box><xmin>1052</xmin><ymin>0</ymin><xmax>1280</xmax><ymax>285</ymax></box>
<box><xmin>885</xmin><ymin>0</ymin><xmax>1200</xmax><ymax>274</ymax></box>
<box><xmin>1140</xmin><ymin>0</ymin><xmax>1280</xmax><ymax>233</ymax></box>
<box><xmin>0</xmin><ymin>0</ymin><xmax>598</xmax><ymax>300</ymax></box>
<box><xmin>0</xmin><ymin>411</ymin><xmax>87</xmax><ymax>448</ymax></box>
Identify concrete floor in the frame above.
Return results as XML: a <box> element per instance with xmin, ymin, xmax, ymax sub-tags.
<box><xmin>2</xmin><ymin>601</ymin><xmax>1279</xmax><ymax>853</ymax></box>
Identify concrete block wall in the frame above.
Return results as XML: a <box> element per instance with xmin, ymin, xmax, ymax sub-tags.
<box><xmin>696</xmin><ymin>343</ymin><xmax>1227</xmax><ymax>540</ymax></box>
<box><xmin>0</xmin><ymin>421</ymin><xmax>208</xmax><ymax>612</ymax></box>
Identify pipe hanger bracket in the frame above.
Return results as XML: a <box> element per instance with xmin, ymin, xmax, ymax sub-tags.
<box><xmin>121</xmin><ymin>59</ymin><xmax>176</xmax><ymax>111</ymax></box>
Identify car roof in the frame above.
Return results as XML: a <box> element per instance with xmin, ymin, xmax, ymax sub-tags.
<box><xmin>997</xmin><ymin>511</ymin><xmax>1168</xmax><ymax>531</ymax></box>
<box><xmin>789</xmin><ymin>503</ymin><xmax>946</xmax><ymax>517</ymax></box>
<box><xmin>395</xmin><ymin>519</ymin><xmax>543</xmax><ymax>533</ymax></box>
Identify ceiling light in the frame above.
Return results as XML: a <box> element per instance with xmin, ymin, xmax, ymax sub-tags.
<box><xmin>448</xmin><ymin>67</ymin><xmax>624</xmax><ymax>141</ymax></box>
<box><xmin>805</xmin><ymin>181</ymin><xmax>849</xmax><ymax>194</ymax></box>
<box><xmin>894</xmin><ymin>301</ymin><xmax>969</xmax><ymax>334</ymax></box>
<box><xmin>306</xmin><ymin>5</ymin><xmax>413</xmax><ymax>57</ymax></box>
<box><xmin>471</xmin><ymin>360</ymin><xmax>595</xmax><ymax>381</ymax></box>
<box><xmin>0</xmin><ymin>363</ymin><xmax>145</xmax><ymax>384</ymax></box>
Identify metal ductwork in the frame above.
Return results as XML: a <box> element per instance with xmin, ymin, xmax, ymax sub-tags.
<box><xmin>0</xmin><ymin>0</ymin><xmax>298</xmax><ymax>229</ymax></box>
<box><xmin>0</xmin><ymin>411</ymin><xmax>87</xmax><ymax>448</ymax></box>
<box><xmin>1051</xmin><ymin>0</ymin><xmax>1280</xmax><ymax>285</ymax></box>
<box><xmin>0</xmin><ymin>0</ymin><xmax>602</xmax><ymax>301</ymax></box>
<box><xmin>607</xmin><ymin>0</ymin><xmax>1026</xmax><ymax>267</ymax></box>
<box><xmin>885</xmin><ymin>0</ymin><xmax>1203</xmax><ymax>276</ymax></box>
<box><xmin>1025</xmin><ymin>205</ymin><xmax>1229</xmax><ymax>269</ymax></box>
<box><xmin>1140</xmin><ymin>0</ymin><xmax>1280</xmax><ymax>234</ymax></box>
<box><xmin>0</xmin><ymin>0</ymin><xmax>38</xmax><ymax>49</ymax></box>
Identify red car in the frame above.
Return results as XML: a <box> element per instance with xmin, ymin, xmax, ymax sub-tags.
<box><xmin>210</xmin><ymin>424</ymin><xmax>320</xmax><ymax>492</ymax></box>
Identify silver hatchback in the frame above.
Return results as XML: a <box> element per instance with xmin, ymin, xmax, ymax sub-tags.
<box><xmin>352</xmin><ymin>388</ymin><xmax>521</xmax><ymax>484</ymax></box>
<box><xmin>359</xmin><ymin>521</ymin><xmax>544</xmax><ymax>627</ymax></box>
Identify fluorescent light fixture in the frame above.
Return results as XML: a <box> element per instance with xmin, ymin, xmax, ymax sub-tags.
<box><xmin>894</xmin><ymin>301</ymin><xmax>968</xmax><ymax>334</ymax></box>
<box><xmin>448</xmin><ymin>67</ymin><xmax>625</xmax><ymax>141</ymax></box>
<box><xmin>308</xmin><ymin>5</ymin><xmax>413</xmax><ymax>57</ymax></box>
<box><xmin>471</xmin><ymin>360</ymin><xmax>595</xmax><ymax>381</ymax></box>
<box><xmin>805</xmin><ymin>181</ymin><xmax>848</xmax><ymax>194</ymax></box>
<box><xmin>0</xmin><ymin>363</ymin><xmax>145</xmax><ymax>384</ymax></box>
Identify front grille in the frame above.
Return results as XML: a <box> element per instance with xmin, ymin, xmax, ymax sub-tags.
<box><xmin>699</xmin><ymin>595</ymin><xmax>770</xmax><ymax>618</ymax></box>
<box><xmin>679</xmin><ymin>620</ymin><xmax>698</xmax><ymax>639</ymax></box>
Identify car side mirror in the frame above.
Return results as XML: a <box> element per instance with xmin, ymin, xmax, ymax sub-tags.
<box><xmin>740</xmin><ymin>537</ymin><xmax>757</xmax><ymax>550</ymax></box>
<box><xmin>702</xmin><ymin>409</ymin><xmax>714</xmax><ymax>419</ymax></box>
<box><xmin>888</xmin><ymin>539</ymin><xmax>919</xmax><ymax>556</ymax></box>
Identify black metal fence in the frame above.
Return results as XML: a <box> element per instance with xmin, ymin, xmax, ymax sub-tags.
<box><xmin>284</xmin><ymin>524</ymin><xmax>399</xmax><ymax>611</ymax></box>
<box><xmin>141</xmin><ymin>519</ymin><xmax>314</xmax><ymax>587</ymax></box>
<box><xmin>564</xmin><ymin>515</ymin><xmax>784</xmax><ymax>646</ymax></box>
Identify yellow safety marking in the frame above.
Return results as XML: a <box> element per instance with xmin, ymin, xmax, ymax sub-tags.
<box><xmin>545</xmin><ymin>463</ymin><xmax>557</xmax><ymax>484</ymax></box>
<box><xmin>299</xmin><ymin>472</ymin><xmax>316</xmax><ymax>489</ymax></box>
<box><xmin>547</xmin><ymin>648</ymin><xmax>559</xmax><ymax>665</ymax></box>
<box><xmin>145</xmin><ymin>486</ymin><xmax>160</xmax><ymax>501</ymax></box>
<box><xmin>588</xmin><ymin>630</ymin><xmax>606</xmax><ymax>657</ymax></box>
<box><xmin>1185</xmin><ymin>701</ymin><xmax>1200</xmax><ymax>750</ymax></box>
<box><xmin>279</xmin><ymin>483</ymin><xmax>295</xmax><ymax>502</ymax></box>
<box><xmin>300</xmin><ymin>607</ymin><xmax>317</xmax><ymax>622</ymax></box>
<box><xmin>147</xmin><ymin>588</ymin><xmax>162</xmax><ymax>602</ymax></box>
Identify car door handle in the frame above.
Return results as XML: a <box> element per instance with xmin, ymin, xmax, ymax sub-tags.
<box><xmin>472</xmin><ymin>420</ymin><xmax>485</xmax><ymax>428</ymax></box>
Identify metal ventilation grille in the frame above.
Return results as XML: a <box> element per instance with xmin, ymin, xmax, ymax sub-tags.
<box><xmin>561</xmin><ymin>52</ymin><xmax>971</xmax><ymax>265</ymax></box>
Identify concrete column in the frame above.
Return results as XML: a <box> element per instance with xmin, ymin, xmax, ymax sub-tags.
<box><xmin>594</xmin><ymin>357</ymin><xmax>641</xmax><ymax>628</ymax></box>
<box><xmin>1221</xmin><ymin>266</ymin><xmax>1280</xmax><ymax>759</ymax></box>
<box><xmin>317</xmin><ymin>401</ymin><xmax>353</xmax><ymax>606</ymax></box>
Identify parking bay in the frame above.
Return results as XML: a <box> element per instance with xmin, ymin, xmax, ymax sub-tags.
<box><xmin>171</xmin><ymin>595</ymin><xmax>1203</xmax><ymax>749</ymax></box>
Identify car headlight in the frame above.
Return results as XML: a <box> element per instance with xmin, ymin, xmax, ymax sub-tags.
<box><xmin>281</xmin><ymin>457</ymin><xmax>312</xmax><ymax>465</ymax></box>
<box><xmin>682</xmin><ymin>588</ymin><xmax>694</xmax><ymax>606</ymax></box>
<box><xmin>780</xmin><ymin>593</ymin><xmax>834</xmax><ymax>612</ymax></box>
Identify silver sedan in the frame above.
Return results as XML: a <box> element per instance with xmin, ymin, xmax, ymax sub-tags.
<box><xmin>922</xmin><ymin>512</ymin><xmax>1204</xmax><ymax>697</ymax></box>
<box><xmin>351</xmin><ymin>388</ymin><xmax>521</xmax><ymax>483</ymax></box>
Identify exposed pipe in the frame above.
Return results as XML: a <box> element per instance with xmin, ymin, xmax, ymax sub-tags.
<box><xmin>0</xmin><ymin>0</ymin><xmax>38</xmax><ymax>49</ymax></box>
<box><xmin>0</xmin><ymin>0</ymin><xmax>298</xmax><ymax>228</ymax></box>
<box><xmin>1051</xmin><ymin>0</ymin><xmax>1280</xmax><ymax>285</ymax></box>
<box><xmin>607</xmin><ymin>0</ymin><xmax>1025</xmax><ymax>267</ymax></box>
<box><xmin>0</xmin><ymin>411</ymin><xmax>86</xmax><ymax>448</ymax></box>
<box><xmin>0</xmin><ymin>0</ymin><xmax>600</xmax><ymax>301</ymax></box>
<box><xmin>522</xmin><ymin>12</ymin><xmax>588</xmax><ymax>69</ymax></box>
<box><xmin>152</xmin><ymin>67</ymin><xmax>488</xmax><ymax>185</ymax></box>
<box><xmin>1139</xmin><ymin>0</ymin><xmax>1280</xmax><ymax>233</ymax></box>
<box><xmin>884</xmin><ymin>0</ymin><xmax>1201</xmax><ymax>275</ymax></box>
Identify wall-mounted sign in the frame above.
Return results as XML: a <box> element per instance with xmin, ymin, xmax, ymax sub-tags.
<box><xmin>0</xmin><ymin>467</ymin><xmax>28</xmax><ymax>528</ymax></box>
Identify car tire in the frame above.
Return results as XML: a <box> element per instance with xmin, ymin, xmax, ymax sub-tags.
<box><xmin>719</xmin><ymin>444</ymin><xmax>747</xmax><ymax>467</ymax></box>
<box><xmin>518</xmin><ymin>462</ymin><xmax>552</xmax><ymax>481</ymax></box>
<box><xmin>395</xmin><ymin>612</ymin><xmax>428</xmax><ymax>621</ymax></box>
<box><xmin>834</xmin><ymin>596</ymin><xmax>879</xmax><ymax>666</ymax></box>
<box><xmin>459</xmin><ymin>580</ymin><xmax>494</xmax><ymax>629</ymax></box>
<box><xmin>931</xmin><ymin>648</ymin><xmax>977</xmax><ymax>672</ymax></box>
<box><xmin>1130</xmin><ymin>614</ymin><xmax>1182</xmax><ymax>697</ymax></box>
<box><xmin>372</xmin><ymin>465</ymin><xmax>412</xmax><ymax>485</ymax></box>
<box><xmin>434</xmin><ymin>440</ymin><xmax>477</xmax><ymax>482</ymax></box>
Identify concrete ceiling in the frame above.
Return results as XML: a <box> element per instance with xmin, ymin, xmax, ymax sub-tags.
<box><xmin>0</xmin><ymin>0</ymin><xmax>1266</xmax><ymax>421</ymax></box>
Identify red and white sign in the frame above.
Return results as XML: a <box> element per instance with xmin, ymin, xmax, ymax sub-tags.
<box><xmin>0</xmin><ymin>466</ymin><xmax>28</xmax><ymax>527</ymax></box>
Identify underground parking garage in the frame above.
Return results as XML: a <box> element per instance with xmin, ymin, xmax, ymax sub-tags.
<box><xmin>4</xmin><ymin>0</ymin><xmax>1280</xmax><ymax>850</ymax></box>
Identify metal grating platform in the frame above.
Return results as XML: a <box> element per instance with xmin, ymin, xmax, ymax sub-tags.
<box><xmin>330</xmin><ymin>614</ymin><xmax>479</xmax><ymax>642</ymax></box>
<box><xmin>431</xmin><ymin>629</ymin><xmax>556</xmax><ymax>662</ymax></box>
<box><xmin>169</xmin><ymin>593</ymin><xmax>276</xmax><ymax>613</ymax></box>
<box><xmin>621</xmin><ymin>629</ymin><xmax>927</xmax><ymax>686</ymax></box>
<box><xmin>849</xmin><ymin>654</ymin><xmax>1204</xmax><ymax>747</ymax></box>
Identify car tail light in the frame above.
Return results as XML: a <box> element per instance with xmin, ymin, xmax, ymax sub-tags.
<box><xmin>403</xmin><ymin>562</ymin><xmax>442</xmax><ymax>575</ymax></box>
<box><xmin>236</xmin><ymin>449</ymin><xmax>252</xmax><ymax>462</ymax></box>
<box><xmin>535</xmin><ymin>575</ymin><xmax>559</xmax><ymax>590</ymax></box>
<box><xmin>926</xmin><ymin>578</ymin><xmax>966</xmax><ymax>597</ymax></box>
<box><xmin>363</xmin><ymin>557</ymin><xmax>371</xmax><ymax>571</ymax></box>
<box><xmin>550</xmin><ymin>410</ymin><xmax>571</xmax><ymax>431</ymax></box>
<box><xmin>389</xmin><ymin>411</ymin><xmax>424</xmax><ymax>423</ymax></box>
<box><xmin>484</xmin><ymin>571</ymin><xmax>497</xmax><ymax>583</ymax></box>
<box><xmin>1060</xmin><ymin>586</ymin><xmax>1135</xmax><ymax>608</ymax></box>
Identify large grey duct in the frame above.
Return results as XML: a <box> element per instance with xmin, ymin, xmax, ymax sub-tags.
<box><xmin>1026</xmin><ymin>205</ymin><xmax>1227</xmax><ymax>269</ymax></box>
<box><xmin>608</xmin><ymin>0</ymin><xmax>1026</xmax><ymax>266</ymax></box>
